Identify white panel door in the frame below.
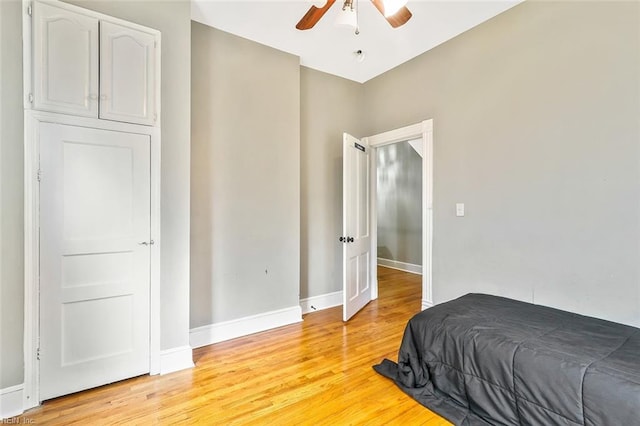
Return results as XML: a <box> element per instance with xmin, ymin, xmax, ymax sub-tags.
<box><xmin>33</xmin><ymin>1</ymin><xmax>99</xmax><ymax>117</ymax></box>
<box><xmin>100</xmin><ymin>20</ymin><xmax>158</xmax><ymax>126</ymax></box>
<box><xmin>342</xmin><ymin>133</ymin><xmax>372</xmax><ymax>321</ymax></box>
<box><xmin>39</xmin><ymin>123</ymin><xmax>151</xmax><ymax>400</ymax></box>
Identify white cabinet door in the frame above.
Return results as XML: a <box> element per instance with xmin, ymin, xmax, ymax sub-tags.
<box><xmin>33</xmin><ymin>1</ymin><xmax>99</xmax><ymax>117</ymax></box>
<box><xmin>100</xmin><ymin>21</ymin><xmax>158</xmax><ymax>126</ymax></box>
<box><xmin>39</xmin><ymin>123</ymin><xmax>151</xmax><ymax>400</ymax></box>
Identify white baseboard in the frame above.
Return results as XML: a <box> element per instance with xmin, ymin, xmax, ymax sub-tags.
<box><xmin>159</xmin><ymin>345</ymin><xmax>194</xmax><ymax>375</ymax></box>
<box><xmin>190</xmin><ymin>305</ymin><xmax>302</xmax><ymax>349</ymax></box>
<box><xmin>378</xmin><ymin>258</ymin><xmax>422</xmax><ymax>275</ymax></box>
<box><xmin>300</xmin><ymin>291</ymin><xmax>343</xmax><ymax>314</ymax></box>
<box><xmin>422</xmin><ymin>299</ymin><xmax>434</xmax><ymax>310</ymax></box>
<box><xmin>1</xmin><ymin>384</ymin><xmax>24</xmax><ymax>419</ymax></box>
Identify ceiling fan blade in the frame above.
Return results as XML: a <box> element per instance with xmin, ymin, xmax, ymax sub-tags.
<box><xmin>296</xmin><ymin>0</ymin><xmax>337</xmax><ymax>30</ymax></box>
<box><xmin>386</xmin><ymin>6</ymin><xmax>412</xmax><ymax>28</ymax></box>
<box><xmin>370</xmin><ymin>0</ymin><xmax>412</xmax><ymax>28</ymax></box>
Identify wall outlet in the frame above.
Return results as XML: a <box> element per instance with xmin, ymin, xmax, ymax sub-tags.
<box><xmin>456</xmin><ymin>203</ymin><xmax>465</xmax><ymax>217</ymax></box>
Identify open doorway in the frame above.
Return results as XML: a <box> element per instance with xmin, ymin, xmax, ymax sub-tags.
<box><xmin>376</xmin><ymin>140</ymin><xmax>423</xmax><ymax>275</ymax></box>
<box><xmin>365</xmin><ymin>120</ymin><xmax>433</xmax><ymax>310</ymax></box>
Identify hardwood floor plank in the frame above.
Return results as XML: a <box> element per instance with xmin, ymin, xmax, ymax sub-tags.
<box><xmin>15</xmin><ymin>266</ymin><xmax>451</xmax><ymax>425</ymax></box>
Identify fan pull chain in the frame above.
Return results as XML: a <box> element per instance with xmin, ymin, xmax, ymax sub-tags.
<box><xmin>355</xmin><ymin>0</ymin><xmax>360</xmax><ymax>34</ymax></box>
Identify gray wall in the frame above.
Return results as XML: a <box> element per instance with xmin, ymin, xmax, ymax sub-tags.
<box><xmin>377</xmin><ymin>142</ymin><xmax>422</xmax><ymax>266</ymax></box>
<box><xmin>0</xmin><ymin>0</ymin><xmax>191</xmax><ymax>390</ymax></box>
<box><xmin>190</xmin><ymin>23</ymin><xmax>300</xmax><ymax>326</ymax></box>
<box><xmin>300</xmin><ymin>67</ymin><xmax>364</xmax><ymax>299</ymax></box>
<box><xmin>363</xmin><ymin>1</ymin><xmax>640</xmax><ymax>326</ymax></box>
<box><xmin>0</xmin><ymin>0</ymin><xmax>25</xmax><ymax>390</ymax></box>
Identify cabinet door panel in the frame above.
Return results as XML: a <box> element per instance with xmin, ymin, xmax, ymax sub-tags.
<box><xmin>100</xmin><ymin>21</ymin><xmax>158</xmax><ymax>126</ymax></box>
<box><xmin>33</xmin><ymin>1</ymin><xmax>99</xmax><ymax>117</ymax></box>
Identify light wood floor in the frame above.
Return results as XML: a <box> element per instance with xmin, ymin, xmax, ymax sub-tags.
<box><xmin>17</xmin><ymin>267</ymin><xmax>451</xmax><ymax>425</ymax></box>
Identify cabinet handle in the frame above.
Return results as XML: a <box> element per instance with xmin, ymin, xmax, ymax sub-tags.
<box><xmin>100</xmin><ymin>94</ymin><xmax>108</xmax><ymax>100</ymax></box>
<box><xmin>88</xmin><ymin>94</ymin><xmax>98</xmax><ymax>101</ymax></box>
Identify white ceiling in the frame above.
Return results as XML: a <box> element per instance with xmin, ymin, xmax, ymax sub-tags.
<box><xmin>191</xmin><ymin>0</ymin><xmax>522</xmax><ymax>83</ymax></box>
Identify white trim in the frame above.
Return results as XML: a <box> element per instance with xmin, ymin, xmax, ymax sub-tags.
<box><xmin>300</xmin><ymin>291</ymin><xmax>343</xmax><ymax>314</ymax></box>
<box><xmin>23</xmin><ymin>113</ymin><xmax>40</xmax><ymax>411</ymax></box>
<box><xmin>423</xmin><ymin>120</ymin><xmax>434</xmax><ymax>310</ymax></box>
<box><xmin>23</xmin><ymin>110</ymin><xmax>161</xmax><ymax>406</ymax></box>
<box><xmin>377</xmin><ymin>258</ymin><xmax>422</xmax><ymax>275</ymax></box>
<box><xmin>1</xmin><ymin>384</ymin><xmax>24</xmax><ymax>419</ymax></box>
<box><xmin>422</xmin><ymin>299</ymin><xmax>434</xmax><ymax>310</ymax></box>
<box><xmin>149</xmin><ymin>124</ymin><xmax>162</xmax><ymax>375</ymax></box>
<box><xmin>190</xmin><ymin>306</ymin><xmax>303</xmax><ymax>349</ymax></box>
<box><xmin>159</xmin><ymin>346</ymin><xmax>194</xmax><ymax>375</ymax></box>
<box><xmin>367</xmin><ymin>119</ymin><xmax>434</xmax><ymax>310</ymax></box>
<box><xmin>366</xmin><ymin>122</ymin><xmax>425</xmax><ymax>147</ymax></box>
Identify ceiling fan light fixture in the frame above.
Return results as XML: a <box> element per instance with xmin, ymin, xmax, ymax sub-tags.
<box><xmin>382</xmin><ymin>0</ymin><xmax>408</xmax><ymax>17</ymax></box>
<box><xmin>334</xmin><ymin>2</ymin><xmax>357</xmax><ymax>30</ymax></box>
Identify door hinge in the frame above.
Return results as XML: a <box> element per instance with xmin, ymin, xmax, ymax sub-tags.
<box><xmin>27</xmin><ymin>4</ymin><xmax>32</xmax><ymax>17</ymax></box>
<box><xmin>37</xmin><ymin>169</ymin><xmax>42</xmax><ymax>182</ymax></box>
<box><xmin>28</xmin><ymin>93</ymin><xmax>34</xmax><ymax>103</ymax></box>
<box><xmin>36</xmin><ymin>347</ymin><xmax>40</xmax><ymax>361</ymax></box>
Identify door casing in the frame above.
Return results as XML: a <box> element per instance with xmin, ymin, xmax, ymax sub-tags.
<box><xmin>365</xmin><ymin>120</ymin><xmax>434</xmax><ymax>309</ymax></box>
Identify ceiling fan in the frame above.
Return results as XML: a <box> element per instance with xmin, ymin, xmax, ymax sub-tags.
<box><xmin>296</xmin><ymin>0</ymin><xmax>412</xmax><ymax>31</ymax></box>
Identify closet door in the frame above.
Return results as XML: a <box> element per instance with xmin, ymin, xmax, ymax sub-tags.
<box><xmin>100</xmin><ymin>20</ymin><xmax>158</xmax><ymax>126</ymax></box>
<box><xmin>39</xmin><ymin>123</ymin><xmax>151</xmax><ymax>400</ymax></box>
<box><xmin>33</xmin><ymin>1</ymin><xmax>99</xmax><ymax>117</ymax></box>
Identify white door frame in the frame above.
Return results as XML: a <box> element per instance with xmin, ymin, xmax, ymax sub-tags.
<box><xmin>23</xmin><ymin>110</ymin><xmax>162</xmax><ymax>409</ymax></box>
<box><xmin>364</xmin><ymin>119</ymin><xmax>433</xmax><ymax>309</ymax></box>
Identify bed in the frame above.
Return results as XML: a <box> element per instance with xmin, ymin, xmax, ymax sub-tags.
<box><xmin>374</xmin><ymin>293</ymin><xmax>640</xmax><ymax>425</ymax></box>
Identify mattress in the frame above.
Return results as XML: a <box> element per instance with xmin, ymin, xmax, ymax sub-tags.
<box><xmin>374</xmin><ymin>293</ymin><xmax>640</xmax><ymax>425</ymax></box>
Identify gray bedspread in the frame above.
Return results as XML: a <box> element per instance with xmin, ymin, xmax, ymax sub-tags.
<box><xmin>374</xmin><ymin>293</ymin><xmax>640</xmax><ymax>425</ymax></box>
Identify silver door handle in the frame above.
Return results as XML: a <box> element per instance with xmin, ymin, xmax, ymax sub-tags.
<box><xmin>139</xmin><ymin>240</ymin><xmax>155</xmax><ymax>246</ymax></box>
